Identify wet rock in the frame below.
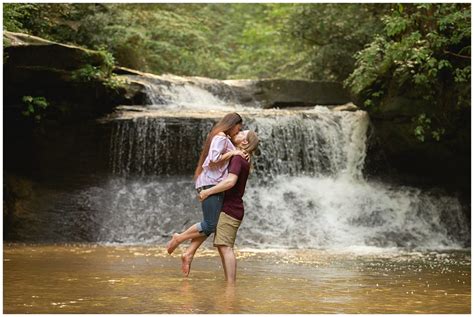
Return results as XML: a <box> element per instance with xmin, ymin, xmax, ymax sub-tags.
<box><xmin>3</xmin><ymin>174</ymin><xmax>35</xmax><ymax>240</ymax></box>
<box><xmin>3</xmin><ymin>31</ymin><xmax>143</xmax><ymax>123</ymax></box>
<box><xmin>331</xmin><ymin>103</ymin><xmax>359</xmax><ymax>112</ymax></box>
<box><xmin>361</xmin><ymin>95</ymin><xmax>470</xmax><ymax>206</ymax></box>
<box><xmin>255</xmin><ymin>79</ymin><xmax>351</xmax><ymax>108</ymax></box>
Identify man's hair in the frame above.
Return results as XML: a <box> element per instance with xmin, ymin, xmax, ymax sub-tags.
<box><xmin>241</xmin><ymin>130</ymin><xmax>259</xmax><ymax>155</ymax></box>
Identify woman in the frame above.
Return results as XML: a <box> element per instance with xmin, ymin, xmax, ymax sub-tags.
<box><xmin>166</xmin><ymin>113</ymin><xmax>247</xmax><ymax>275</ymax></box>
<box><xmin>198</xmin><ymin>130</ymin><xmax>259</xmax><ymax>283</ymax></box>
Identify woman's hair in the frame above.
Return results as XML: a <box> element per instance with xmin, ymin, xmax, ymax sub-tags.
<box><xmin>240</xmin><ymin>131</ymin><xmax>259</xmax><ymax>156</ymax></box>
<box><xmin>194</xmin><ymin>112</ymin><xmax>243</xmax><ymax>179</ymax></box>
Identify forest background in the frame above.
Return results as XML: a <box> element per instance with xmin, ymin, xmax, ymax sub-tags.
<box><xmin>3</xmin><ymin>3</ymin><xmax>471</xmax><ymax>142</ymax></box>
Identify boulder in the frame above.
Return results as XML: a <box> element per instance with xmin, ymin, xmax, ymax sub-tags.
<box><xmin>362</xmin><ymin>95</ymin><xmax>470</xmax><ymax>200</ymax></box>
<box><xmin>254</xmin><ymin>79</ymin><xmax>352</xmax><ymax>108</ymax></box>
<box><xmin>331</xmin><ymin>103</ymin><xmax>359</xmax><ymax>112</ymax></box>
<box><xmin>3</xmin><ymin>31</ymin><xmax>144</xmax><ymax>123</ymax></box>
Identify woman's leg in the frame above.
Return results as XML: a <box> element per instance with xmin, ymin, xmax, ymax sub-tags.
<box><xmin>181</xmin><ymin>236</ymin><xmax>207</xmax><ymax>276</ymax></box>
<box><xmin>167</xmin><ymin>192</ymin><xmax>223</xmax><ymax>255</ymax></box>
<box><xmin>179</xmin><ymin>192</ymin><xmax>224</xmax><ymax>276</ymax></box>
<box><xmin>166</xmin><ymin>224</ymin><xmax>203</xmax><ymax>254</ymax></box>
<box><xmin>218</xmin><ymin>245</ymin><xmax>236</xmax><ymax>283</ymax></box>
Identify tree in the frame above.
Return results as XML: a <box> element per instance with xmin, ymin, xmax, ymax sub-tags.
<box><xmin>345</xmin><ymin>4</ymin><xmax>470</xmax><ymax>142</ymax></box>
<box><xmin>286</xmin><ymin>4</ymin><xmax>390</xmax><ymax>81</ymax></box>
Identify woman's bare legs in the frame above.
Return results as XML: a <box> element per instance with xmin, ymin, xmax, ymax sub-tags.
<box><xmin>166</xmin><ymin>226</ymin><xmax>209</xmax><ymax>277</ymax></box>
<box><xmin>217</xmin><ymin>246</ymin><xmax>236</xmax><ymax>283</ymax></box>
<box><xmin>167</xmin><ymin>224</ymin><xmax>203</xmax><ymax>254</ymax></box>
<box><xmin>181</xmin><ymin>236</ymin><xmax>207</xmax><ymax>276</ymax></box>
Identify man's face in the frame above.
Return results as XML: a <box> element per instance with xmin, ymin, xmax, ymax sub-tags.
<box><xmin>232</xmin><ymin>130</ymin><xmax>249</xmax><ymax>146</ymax></box>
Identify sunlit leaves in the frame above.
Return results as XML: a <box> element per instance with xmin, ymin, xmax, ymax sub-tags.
<box><xmin>21</xmin><ymin>96</ymin><xmax>49</xmax><ymax>122</ymax></box>
<box><xmin>346</xmin><ymin>3</ymin><xmax>470</xmax><ymax>142</ymax></box>
<box><xmin>383</xmin><ymin>15</ymin><xmax>408</xmax><ymax>37</ymax></box>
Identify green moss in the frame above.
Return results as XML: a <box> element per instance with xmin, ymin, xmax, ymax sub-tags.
<box><xmin>4</xmin><ymin>37</ymin><xmax>12</xmax><ymax>48</ymax></box>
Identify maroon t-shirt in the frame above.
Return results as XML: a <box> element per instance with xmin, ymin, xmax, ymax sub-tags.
<box><xmin>221</xmin><ymin>155</ymin><xmax>250</xmax><ymax>221</ymax></box>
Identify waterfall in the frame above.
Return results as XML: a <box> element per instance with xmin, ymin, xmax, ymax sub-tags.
<box><xmin>109</xmin><ymin>108</ymin><xmax>369</xmax><ymax>180</ymax></box>
<box><xmin>110</xmin><ymin>117</ymin><xmax>214</xmax><ymax>176</ymax></box>
<box><xmin>241</xmin><ymin>177</ymin><xmax>468</xmax><ymax>249</ymax></box>
<box><xmin>100</xmin><ymin>77</ymin><xmax>469</xmax><ymax>249</ymax></box>
<box><xmin>125</xmin><ymin>74</ymin><xmax>251</xmax><ymax>110</ymax></box>
<box><xmin>246</xmin><ymin>107</ymin><xmax>369</xmax><ymax>181</ymax></box>
<box><xmin>10</xmin><ymin>75</ymin><xmax>467</xmax><ymax>249</ymax></box>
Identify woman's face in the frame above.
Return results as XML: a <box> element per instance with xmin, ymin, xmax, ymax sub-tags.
<box><xmin>228</xmin><ymin>123</ymin><xmax>242</xmax><ymax>137</ymax></box>
<box><xmin>232</xmin><ymin>130</ymin><xmax>249</xmax><ymax>146</ymax></box>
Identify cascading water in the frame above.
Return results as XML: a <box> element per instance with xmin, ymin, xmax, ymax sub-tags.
<box><xmin>98</xmin><ymin>77</ymin><xmax>469</xmax><ymax>250</ymax></box>
<box><xmin>126</xmin><ymin>74</ymin><xmax>249</xmax><ymax>110</ymax></box>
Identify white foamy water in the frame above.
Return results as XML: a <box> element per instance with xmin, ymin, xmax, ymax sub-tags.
<box><xmin>149</xmin><ymin>84</ymin><xmax>232</xmax><ymax>110</ymax></box>
<box><xmin>245</xmin><ymin>107</ymin><xmax>369</xmax><ymax>180</ymax></box>
<box><xmin>95</xmin><ymin>103</ymin><xmax>470</xmax><ymax>250</ymax></box>
<box><xmin>239</xmin><ymin>175</ymin><xmax>468</xmax><ymax>250</ymax></box>
<box><xmin>72</xmin><ymin>172</ymin><xmax>468</xmax><ymax>250</ymax></box>
<box><xmin>128</xmin><ymin>74</ymin><xmax>242</xmax><ymax>110</ymax></box>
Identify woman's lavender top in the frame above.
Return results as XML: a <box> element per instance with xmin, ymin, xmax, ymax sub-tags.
<box><xmin>195</xmin><ymin>134</ymin><xmax>236</xmax><ymax>189</ymax></box>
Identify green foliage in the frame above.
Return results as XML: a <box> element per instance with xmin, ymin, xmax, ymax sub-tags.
<box><xmin>103</xmin><ymin>75</ymin><xmax>126</xmax><ymax>91</ymax></box>
<box><xmin>286</xmin><ymin>4</ymin><xmax>390</xmax><ymax>81</ymax></box>
<box><xmin>3</xmin><ymin>0</ymin><xmax>471</xmax><ymax>123</ymax></box>
<box><xmin>21</xmin><ymin>96</ymin><xmax>49</xmax><ymax>122</ymax></box>
<box><xmin>4</xmin><ymin>3</ymin><xmax>346</xmax><ymax>79</ymax></box>
<box><xmin>3</xmin><ymin>3</ymin><xmax>37</xmax><ymax>32</ymax></box>
<box><xmin>345</xmin><ymin>4</ymin><xmax>470</xmax><ymax>141</ymax></box>
<box><xmin>413</xmin><ymin>113</ymin><xmax>446</xmax><ymax>142</ymax></box>
<box><xmin>71</xmin><ymin>61</ymin><xmax>125</xmax><ymax>91</ymax></box>
<box><xmin>72</xmin><ymin>4</ymin><xmax>225</xmax><ymax>76</ymax></box>
<box><xmin>71</xmin><ymin>64</ymin><xmax>105</xmax><ymax>82</ymax></box>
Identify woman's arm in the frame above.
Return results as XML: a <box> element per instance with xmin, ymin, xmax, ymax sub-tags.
<box><xmin>198</xmin><ymin>173</ymin><xmax>238</xmax><ymax>201</ymax></box>
<box><xmin>208</xmin><ymin>134</ymin><xmax>248</xmax><ymax>166</ymax></box>
<box><xmin>212</xmin><ymin>150</ymin><xmax>248</xmax><ymax>165</ymax></box>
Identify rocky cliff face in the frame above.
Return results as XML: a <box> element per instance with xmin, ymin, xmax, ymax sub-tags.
<box><xmin>3</xmin><ymin>31</ymin><xmax>146</xmax><ymax>123</ymax></box>
<box><xmin>362</xmin><ymin>95</ymin><xmax>470</xmax><ymax>210</ymax></box>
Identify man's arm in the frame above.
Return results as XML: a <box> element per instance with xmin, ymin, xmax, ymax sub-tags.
<box><xmin>198</xmin><ymin>173</ymin><xmax>238</xmax><ymax>201</ymax></box>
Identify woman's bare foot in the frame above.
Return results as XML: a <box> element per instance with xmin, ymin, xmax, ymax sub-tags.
<box><xmin>181</xmin><ymin>253</ymin><xmax>194</xmax><ymax>277</ymax></box>
<box><xmin>166</xmin><ymin>233</ymin><xmax>180</xmax><ymax>254</ymax></box>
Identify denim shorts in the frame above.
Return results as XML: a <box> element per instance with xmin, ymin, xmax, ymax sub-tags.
<box><xmin>196</xmin><ymin>185</ymin><xmax>224</xmax><ymax>236</ymax></box>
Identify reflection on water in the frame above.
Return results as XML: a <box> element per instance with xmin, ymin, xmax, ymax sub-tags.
<box><xmin>3</xmin><ymin>244</ymin><xmax>470</xmax><ymax>313</ymax></box>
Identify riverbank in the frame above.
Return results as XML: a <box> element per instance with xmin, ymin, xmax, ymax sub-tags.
<box><xmin>3</xmin><ymin>243</ymin><xmax>470</xmax><ymax>313</ymax></box>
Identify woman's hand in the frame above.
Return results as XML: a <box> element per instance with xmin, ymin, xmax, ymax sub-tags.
<box><xmin>233</xmin><ymin>150</ymin><xmax>249</xmax><ymax>161</ymax></box>
<box><xmin>198</xmin><ymin>189</ymin><xmax>210</xmax><ymax>202</ymax></box>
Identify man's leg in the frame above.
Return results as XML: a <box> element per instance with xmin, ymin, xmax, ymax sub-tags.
<box><xmin>218</xmin><ymin>246</ymin><xmax>228</xmax><ymax>279</ymax></box>
<box><xmin>217</xmin><ymin>245</ymin><xmax>236</xmax><ymax>283</ymax></box>
<box><xmin>167</xmin><ymin>224</ymin><xmax>203</xmax><ymax>254</ymax></box>
<box><xmin>181</xmin><ymin>235</ymin><xmax>207</xmax><ymax>277</ymax></box>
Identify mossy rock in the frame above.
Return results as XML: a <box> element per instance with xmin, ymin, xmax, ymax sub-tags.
<box><xmin>3</xmin><ymin>32</ymin><xmax>143</xmax><ymax>123</ymax></box>
<box><xmin>4</xmin><ymin>31</ymin><xmax>112</xmax><ymax>72</ymax></box>
<box><xmin>364</xmin><ymin>95</ymin><xmax>470</xmax><ymax>194</ymax></box>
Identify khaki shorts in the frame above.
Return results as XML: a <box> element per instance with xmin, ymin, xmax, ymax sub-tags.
<box><xmin>213</xmin><ymin>212</ymin><xmax>242</xmax><ymax>248</ymax></box>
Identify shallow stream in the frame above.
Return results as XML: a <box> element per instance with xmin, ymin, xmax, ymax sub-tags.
<box><xmin>4</xmin><ymin>244</ymin><xmax>470</xmax><ymax>313</ymax></box>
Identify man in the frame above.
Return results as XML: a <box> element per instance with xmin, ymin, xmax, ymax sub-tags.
<box><xmin>198</xmin><ymin>130</ymin><xmax>259</xmax><ymax>283</ymax></box>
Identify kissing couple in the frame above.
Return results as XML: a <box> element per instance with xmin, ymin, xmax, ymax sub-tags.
<box><xmin>167</xmin><ymin>112</ymin><xmax>259</xmax><ymax>283</ymax></box>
